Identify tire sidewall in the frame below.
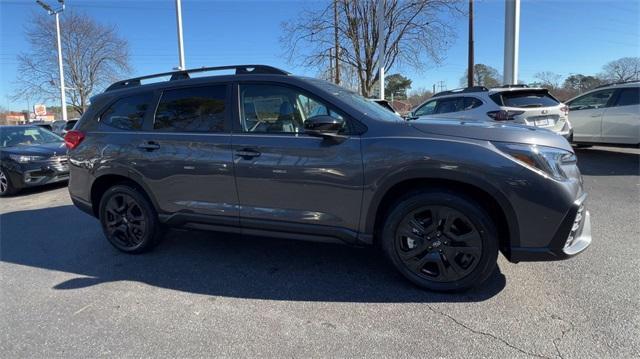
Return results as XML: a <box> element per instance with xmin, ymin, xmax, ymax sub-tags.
<box><xmin>98</xmin><ymin>184</ymin><xmax>159</xmax><ymax>253</ymax></box>
<box><xmin>381</xmin><ymin>190</ymin><xmax>499</xmax><ymax>292</ymax></box>
<box><xmin>0</xmin><ymin>167</ymin><xmax>17</xmax><ymax>197</ymax></box>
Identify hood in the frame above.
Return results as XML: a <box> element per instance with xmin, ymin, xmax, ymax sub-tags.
<box><xmin>2</xmin><ymin>141</ymin><xmax>66</xmax><ymax>157</ymax></box>
<box><xmin>409</xmin><ymin>118</ymin><xmax>572</xmax><ymax>151</ymax></box>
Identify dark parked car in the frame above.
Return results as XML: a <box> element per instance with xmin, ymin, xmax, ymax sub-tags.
<box><xmin>0</xmin><ymin>126</ymin><xmax>69</xmax><ymax>196</ymax></box>
<box><xmin>66</xmin><ymin>65</ymin><xmax>591</xmax><ymax>291</ymax></box>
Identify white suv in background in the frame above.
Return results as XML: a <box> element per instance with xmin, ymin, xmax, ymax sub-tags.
<box><xmin>409</xmin><ymin>86</ymin><xmax>572</xmax><ymax>138</ymax></box>
<box><xmin>566</xmin><ymin>82</ymin><xmax>639</xmax><ymax>147</ymax></box>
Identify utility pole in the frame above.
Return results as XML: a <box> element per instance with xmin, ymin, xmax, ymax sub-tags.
<box><xmin>433</xmin><ymin>84</ymin><xmax>436</xmax><ymax>94</ymax></box>
<box><xmin>36</xmin><ymin>0</ymin><xmax>67</xmax><ymax>122</ymax></box>
<box><xmin>467</xmin><ymin>0</ymin><xmax>474</xmax><ymax>88</ymax></box>
<box><xmin>503</xmin><ymin>0</ymin><xmax>520</xmax><ymax>85</ymax></box>
<box><xmin>175</xmin><ymin>0</ymin><xmax>186</xmax><ymax>70</ymax></box>
<box><xmin>333</xmin><ymin>0</ymin><xmax>340</xmax><ymax>85</ymax></box>
<box><xmin>377</xmin><ymin>0</ymin><xmax>385</xmax><ymax>100</ymax></box>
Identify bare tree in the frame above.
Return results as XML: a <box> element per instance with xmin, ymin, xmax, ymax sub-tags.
<box><xmin>13</xmin><ymin>12</ymin><xmax>130</xmax><ymax>115</ymax></box>
<box><xmin>534</xmin><ymin>71</ymin><xmax>563</xmax><ymax>90</ymax></box>
<box><xmin>600</xmin><ymin>57</ymin><xmax>640</xmax><ymax>82</ymax></box>
<box><xmin>282</xmin><ymin>0</ymin><xmax>461</xmax><ymax>97</ymax></box>
<box><xmin>459</xmin><ymin>64</ymin><xmax>501</xmax><ymax>87</ymax></box>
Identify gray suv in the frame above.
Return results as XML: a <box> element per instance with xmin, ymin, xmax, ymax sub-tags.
<box><xmin>66</xmin><ymin>65</ymin><xmax>591</xmax><ymax>292</ymax></box>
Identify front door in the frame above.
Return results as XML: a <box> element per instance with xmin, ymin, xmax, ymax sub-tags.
<box><xmin>567</xmin><ymin>88</ymin><xmax>616</xmax><ymax>143</ymax></box>
<box><xmin>231</xmin><ymin>83</ymin><xmax>363</xmax><ymax>238</ymax></box>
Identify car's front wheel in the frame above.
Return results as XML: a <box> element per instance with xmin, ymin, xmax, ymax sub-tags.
<box><xmin>0</xmin><ymin>168</ymin><xmax>17</xmax><ymax>197</ymax></box>
<box><xmin>381</xmin><ymin>190</ymin><xmax>498</xmax><ymax>292</ymax></box>
<box><xmin>98</xmin><ymin>184</ymin><xmax>162</xmax><ymax>253</ymax></box>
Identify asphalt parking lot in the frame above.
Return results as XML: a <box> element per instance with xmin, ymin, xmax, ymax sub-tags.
<box><xmin>1</xmin><ymin>146</ymin><xmax>638</xmax><ymax>358</ymax></box>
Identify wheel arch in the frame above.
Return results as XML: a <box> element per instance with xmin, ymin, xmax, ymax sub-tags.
<box><xmin>90</xmin><ymin>173</ymin><xmax>158</xmax><ymax>217</ymax></box>
<box><xmin>366</xmin><ymin>174</ymin><xmax>520</xmax><ymax>256</ymax></box>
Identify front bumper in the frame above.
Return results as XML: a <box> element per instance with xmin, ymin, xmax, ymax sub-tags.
<box><xmin>509</xmin><ymin>193</ymin><xmax>591</xmax><ymax>262</ymax></box>
<box><xmin>7</xmin><ymin>156</ymin><xmax>70</xmax><ymax>189</ymax></box>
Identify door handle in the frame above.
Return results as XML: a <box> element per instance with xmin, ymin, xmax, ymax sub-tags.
<box><xmin>590</xmin><ymin>113</ymin><xmax>602</xmax><ymax>117</ymax></box>
<box><xmin>137</xmin><ymin>141</ymin><xmax>160</xmax><ymax>151</ymax></box>
<box><xmin>235</xmin><ymin>148</ymin><xmax>261</xmax><ymax>159</ymax></box>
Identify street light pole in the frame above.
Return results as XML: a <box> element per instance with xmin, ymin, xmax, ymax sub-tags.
<box><xmin>377</xmin><ymin>0</ymin><xmax>385</xmax><ymax>100</ymax></box>
<box><xmin>36</xmin><ymin>0</ymin><xmax>67</xmax><ymax>122</ymax></box>
<box><xmin>175</xmin><ymin>0</ymin><xmax>186</xmax><ymax>70</ymax></box>
<box><xmin>503</xmin><ymin>0</ymin><xmax>520</xmax><ymax>85</ymax></box>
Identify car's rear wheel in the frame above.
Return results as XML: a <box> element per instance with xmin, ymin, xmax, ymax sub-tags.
<box><xmin>98</xmin><ymin>184</ymin><xmax>162</xmax><ymax>253</ymax></box>
<box><xmin>0</xmin><ymin>169</ymin><xmax>17</xmax><ymax>197</ymax></box>
<box><xmin>381</xmin><ymin>190</ymin><xmax>498</xmax><ymax>292</ymax></box>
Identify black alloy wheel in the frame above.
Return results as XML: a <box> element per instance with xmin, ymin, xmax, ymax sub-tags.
<box><xmin>99</xmin><ymin>184</ymin><xmax>162</xmax><ymax>253</ymax></box>
<box><xmin>382</xmin><ymin>190</ymin><xmax>498</xmax><ymax>292</ymax></box>
<box><xmin>395</xmin><ymin>206</ymin><xmax>482</xmax><ymax>282</ymax></box>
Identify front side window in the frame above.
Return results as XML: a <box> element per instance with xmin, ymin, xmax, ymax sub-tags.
<box><xmin>100</xmin><ymin>93</ymin><xmax>152</xmax><ymax>131</ymax></box>
<box><xmin>240</xmin><ymin>84</ymin><xmax>344</xmax><ymax>134</ymax></box>
<box><xmin>414</xmin><ymin>100</ymin><xmax>437</xmax><ymax>116</ymax></box>
<box><xmin>613</xmin><ymin>88</ymin><xmax>640</xmax><ymax>107</ymax></box>
<box><xmin>154</xmin><ymin>85</ymin><xmax>227</xmax><ymax>133</ymax></box>
<box><xmin>568</xmin><ymin>89</ymin><xmax>615</xmax><ymax>111</ymax></box>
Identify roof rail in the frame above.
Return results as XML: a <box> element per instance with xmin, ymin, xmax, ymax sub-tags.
<box><xmin>432</xmin><ymin>86</ymin><xmax>488</xmax><ymax>98</ymax></box>
<box><xmin>495</xmin><ymin>84</ymin><xmax>529</xmax><ymax>88</ymax></box>
<box><xmin>104</xmin><ymin>65</ymin><xmax>289</xmax><ymax>92</ymax></box>
<box><xmin>594</xmin><ymin>80</ymin><xmax>640</xmax><ymax>89</ymax></box>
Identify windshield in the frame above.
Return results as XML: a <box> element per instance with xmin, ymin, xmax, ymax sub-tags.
<box><xmin>306</xmin><ymin>78</ymin><xmax>402</xmax><ymax>122</ymax></box>
<box><xmin>0</xmin><ymin>126</ymin><xmax>63</xmax><ymax>148</ymax></box>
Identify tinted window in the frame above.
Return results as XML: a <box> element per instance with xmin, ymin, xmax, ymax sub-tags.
<box><xmin>435</xmin><ymin>97</ymin><xmax>467</xmax><ymax>114</ymax></box>
<box><xmin>154</xmin><ymin>85</ymin><xmax>227</xmax><ymax>132</ymax></box>
<box><xmin>240</xmin><ymin>84</ymin><xmax>344</xmax><ymax>134</ymax></box>
<box><xmin>492</xmin><ymin>91</ymin><xmax>559</xmax><ymax>108</ymax></box>
<box><xmin>568</xmin><ymin>89</ymin><xmax>615</xmax><ymax>111</ymax></box>
<box><xmin>64</xmin><ymin>120</ymin><xmax>78</xmax><ymax>130</ymax></box>
<box><xmin>614</xmin><ymin>88</ymin><xmax>640</xmax><ymax>107</ymax></box>
<box><xmin>100</xmin><ymin>94</ymin><xmax>151</xmax><ymax>131</ymax></box>
<box><xmin>464</xmin><ymin>97</ymin><xmax>483</xmax><ymax>109</ymax></box>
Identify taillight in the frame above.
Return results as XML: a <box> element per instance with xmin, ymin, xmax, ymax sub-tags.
<box><xmin>487</xmin><ymin>110</ymin><xmax>524</xmax><ymax>121</ymax></box>
<box><xmin>64</xmin><ymin>130</ymin><xmax>85</xmax><ymax>150</ymax></box>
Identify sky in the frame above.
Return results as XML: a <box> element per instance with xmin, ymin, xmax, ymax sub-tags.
<box><xmin>0</xmin><ymin>0</ymin><xmax>638</xmax><ymax>110</ymax></box>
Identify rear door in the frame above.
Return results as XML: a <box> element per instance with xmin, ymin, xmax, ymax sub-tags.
<box><xmin>567</xmin><ymin>89</ymin><xmax>616</xmax><ymax>143</ymax></box>
<box><xmin>601</xmin><ymin>87</ymin><xmax>640</xmax><ymax>144</ymax></box>
<box><xmin>231</xmin><ymin>82</ymin><xmax>363</xmax><ymax>238</ymax></box>
<box><xmin>134</xmin><ymin>83</ymin><xmax>238</xmax><ymax>224</ymax></box>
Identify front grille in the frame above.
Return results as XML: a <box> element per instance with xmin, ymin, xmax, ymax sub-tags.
<box><xmin>564</xmin><ymin>203</ymin><xmax>585</xmax><ymax>249</ymax></box>
<box><xmin>42</xmin><ymin>156</ymin><xmax>69</xmax><ymax>172</ymax></box>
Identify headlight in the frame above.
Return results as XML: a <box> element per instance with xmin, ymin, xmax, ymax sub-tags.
<box><xmin>493</xmin><ymin>142</ymin><xmax>577</xmax><ymax>180</ymax></box>
<box><xmin>8</xmin><ymin>154</ymin><xmax>46</xmax><ymax>163</ymax></box>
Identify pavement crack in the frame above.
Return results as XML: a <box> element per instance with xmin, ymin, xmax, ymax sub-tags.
<box><xmin>549</xmin><ymin>313</ymin><xmax>576</xmax><ymax>359</ymax></box>
<box><xmin>426</xmin><ymin>305</ymin><xmax>551</xmax><ymax>359</ymax></box>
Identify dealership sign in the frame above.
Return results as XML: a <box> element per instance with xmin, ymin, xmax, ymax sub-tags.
<box><xmin>34</xmin><ymin>104</ymin><xmax>47</xmax><ymax>116</ymax></box>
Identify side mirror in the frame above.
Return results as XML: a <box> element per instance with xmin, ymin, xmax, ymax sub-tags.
<box><xmin>304</xmin><ymin>115</ymin><xmax>345</xmax><ymax>138</ymax></box>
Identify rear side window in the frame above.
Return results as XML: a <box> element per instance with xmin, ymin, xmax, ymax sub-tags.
<box><xmin>100</xmin><ymin>93</ymin><xmax>152</xmax><ymax>131</ymax></box>
<box><xmin>154</xmin><ymin>85</ymin><xmax>227</xmax><ymax>132</ymax></box>
<box><xmin>614</xmin><ymin>88</ymin><xmax>640</xmax><ymax>107</ymax></box>
<box><xmin>491</xmin><ymin>91</ymin><xmax>559</xmax><ymax>108</ymax></box>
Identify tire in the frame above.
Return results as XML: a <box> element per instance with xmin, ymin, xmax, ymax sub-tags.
<box><xmin>0</xmin><ymin>168</ymin><xmax>18</xmax><ymax>197</ymax></box>
<box><xmin>98</xmin><ymin>184</ymin><xmax>162</xmax><ymax>254</ymax></box>
<box><xmin>380</xmin><ymin>190</ymin><xmax>499</xmax><ymax>292</ymax></box>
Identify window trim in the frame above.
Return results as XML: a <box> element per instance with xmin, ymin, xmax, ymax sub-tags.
<box><xmin>151</xmin><ymin>83</ymin><xmax>232</xmax><ymax>134</ymax></box>
<box><xmin>233</xmin><ymin>81</ymin><xmax>355</xmax><ymax>136</ymax></box>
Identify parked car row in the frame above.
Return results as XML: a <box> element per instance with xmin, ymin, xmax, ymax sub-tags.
<box><xmin>386</xmin><ymin>81</ymin><xmax>639</xmax><ymax>147</ymax></box>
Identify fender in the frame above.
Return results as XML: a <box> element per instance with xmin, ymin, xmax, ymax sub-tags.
<box><xmin>361</xmin><ymin>166</ymin><xmax>521</xmax><ymax>248</ymax></box>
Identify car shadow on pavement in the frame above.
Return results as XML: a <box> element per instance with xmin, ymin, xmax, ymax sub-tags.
<box><xmin>1</xmin><ymin>205</ymin><xmax>506</xmax><ymax>303</ymax></box>
<box><xmin>576</xmin><ymin>147</ymin><xmax>640</xmax><ymax>176</ymax></box>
